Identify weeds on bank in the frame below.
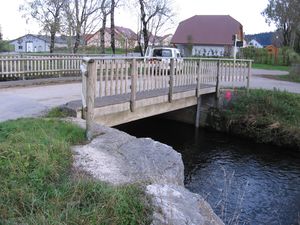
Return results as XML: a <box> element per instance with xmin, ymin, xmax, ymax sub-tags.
<box><xmin>46</xmin><ymin>107</ymin><xmax>69</xmax><ymax>118</ymax></box>
<box><xmin>213</xmin><ymin>167</ymin><xmax>249</xmax><ymax>225</ymax></box>
<box><xmin>0</xmin><ymin>118</ymin><xmax>151</xmax><ymax>224</ymax></box>
<box><xmin>218</xmin><ymin>89</ymin><xmax>300</xmax><ymax>148</ymax></box>
<box><xmin>226</xmin><ymin>89</ymin><xmax>300</xmax><ymax>127</ymax></box>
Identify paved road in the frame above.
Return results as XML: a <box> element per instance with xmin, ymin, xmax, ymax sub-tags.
<box><xmin>0</xmin><ymin>83</ymin><xmax>82</xmax><ymax>122</ymax></box>
<box><xmin>0</xmin><ymin>69</ymin><xmax>299</xmax><ymax>122</ymax></box>
<box><xmin>250</xmin><ymin>69</ymin><xmax>300</xmax><ymax>93</ymax></box>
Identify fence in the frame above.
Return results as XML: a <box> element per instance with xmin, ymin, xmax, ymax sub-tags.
<box><xmin>0</xmin><ymin>55</ymin><xmax>82</xmax><ymax>80</ymax></box>
<box><xmin>82</xmin><ymin>57</ymin><xmax>251</xmax><ymax>98</ymax></box>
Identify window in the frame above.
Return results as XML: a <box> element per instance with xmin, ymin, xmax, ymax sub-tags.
<box><xmin>153</xmin><ymin>49</ymin><xmax>172</xmax><ymax>57</ymax></box>
<box><xmin>18</xmin><ymin>45</ymin><xmax>23</xmax><ymax>50</ymax></box>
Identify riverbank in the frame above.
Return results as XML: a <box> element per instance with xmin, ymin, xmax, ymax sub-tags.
<box><xmin>0</xmin><ymin>118</ymin><xmax>151</xmax><ymax>224</ymax></box>
<box><xmin>0</xmin><ymin>117</ymin><xmax>224</xmax><ymax>225</ymax></box>
<box><xmin>207</xmin><ymin>89</ymin><xmax>300</xmax><ymax>150</ymax></box>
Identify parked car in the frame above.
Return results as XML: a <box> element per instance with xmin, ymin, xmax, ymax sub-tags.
<box><xmin>144</xmin><ymin>47</ymin><xmax>183</xmax><ymax>74</ymax></box>
<box><xmin>145</xmin><ymin>47</ymin><xmax>183</xmax><ymax>63</ymax></box>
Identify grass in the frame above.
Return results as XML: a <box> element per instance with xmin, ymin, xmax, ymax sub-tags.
<box><xmin>277</xmin><ymin>74</ymin><xmax>300</xmax><ymax>83</ymax></box>
<box><xmin>259</xmin><ymin>73</ymin><xmax>300</xmax><ymax>83</ymax></box>
<box><xmin>209</xmin><ymin>89</ymin><xmax>300</xmax><ymax>149</ymax></box>
<box><xmin>252</xmin><ymin>63</ymin><xmax>289</xmax><ymax>71</ymax></box>
<box><xmin>0</xmin><ymin>118</ymin><xmax>151</xmax><ymax>224</ymax></box>
<box><xmin>46</xmin><ymin>107</ymin><xmax>69</xmax><ymax>118</ymax></box>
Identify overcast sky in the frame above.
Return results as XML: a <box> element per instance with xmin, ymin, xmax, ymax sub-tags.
<box><xmin>0</xmin><ymin>0</ymin><xmax>276</xmax><ymax>40</ymax></box>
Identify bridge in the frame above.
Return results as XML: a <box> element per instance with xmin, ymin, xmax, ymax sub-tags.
<box><xmin>64</xmin><ymin>57</ymin><xmax>252</xmax><ymax>138</ymax></box>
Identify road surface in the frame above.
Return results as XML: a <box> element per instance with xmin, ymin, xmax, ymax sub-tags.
<box><xmin>0</xmin><ymin>69</ymin><xmax>299</xmax><ymax>122</ymax></box>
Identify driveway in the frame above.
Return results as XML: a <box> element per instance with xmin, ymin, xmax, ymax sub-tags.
<box><xmin>0</xmin><ymin>68</ymin><xmax>299</xmax><ymax>122</ymax></box>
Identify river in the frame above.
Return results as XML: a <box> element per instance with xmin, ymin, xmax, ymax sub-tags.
<box><xmin>116</xmin><ymin>117</ymin><xmax>300</xmax><ymax>225</ymax></box>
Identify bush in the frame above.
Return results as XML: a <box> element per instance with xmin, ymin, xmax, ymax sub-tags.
<box><xmin>0</xmin><ymin>40</ymin><xmax>13</xmax><ymax>52</ymax></box>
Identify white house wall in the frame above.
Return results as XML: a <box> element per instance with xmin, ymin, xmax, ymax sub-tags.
<box><xmin>10</xmin><ymin>35</ymin><xmax>49</xmax><ymax>53</ymax></box>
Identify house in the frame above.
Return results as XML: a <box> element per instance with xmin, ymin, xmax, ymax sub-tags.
<box><xmin>86</xmin><ymin>26</ymin><xmax>137</xmax><ymax>49</ymax></box>
<box><xmin>245</xmin><ymin>32</ymin><xmax>273</xmax><ymax>47</ymax></box>
<box><xmin>171</xmin><ymin>15</ymin><xmax>244</xmax><ymax>57</ymax></box>
<box><xmin>247</xmin><ymin>39</ymin><xmax>263</xmax><ymax>48</ymax></box>
<box><xmin>9</xmin><ymin>34</ymin><xmax>69</xmax><ymax>52</ymax></box>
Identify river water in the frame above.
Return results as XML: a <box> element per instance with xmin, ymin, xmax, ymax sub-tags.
<box><xmin>116</xmin><ymin>117</ymin><xmax>300</xmax><ymax>225</ymax></box>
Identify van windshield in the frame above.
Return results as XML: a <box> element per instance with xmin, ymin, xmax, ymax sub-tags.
<box><xmin>153</xmin><ymin>49</ymin><xmax>172</xmax><ymax>57</ymax></box>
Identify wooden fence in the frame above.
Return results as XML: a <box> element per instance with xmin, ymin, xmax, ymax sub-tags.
<box><xmin>0</xmin><ymin>55</ymin><xmax>82</xmax><ymax>80</ymax></box>
<box><xmin>82</xmin><ymin>57</ymin><xmax>252</xmax><ymax>98</ymax></box>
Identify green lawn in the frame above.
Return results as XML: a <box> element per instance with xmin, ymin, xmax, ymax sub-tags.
<box><xmin>277</xmin><ymin>74</ymin><xmax>300</xmax><ymax>83</ymax></box>
<box><xmin>252</xmin><ymin>63</ymin><xmax>289</xmax><ymax>71</ymax></box>
<box><xmin>0</xmin><ymin>118</ymin><xmax>151</xmax><ymax>224</ymax></box>
<box><xmin>259</xmin><ymin>74</ymin><xmax>300</xmax><ymax>83</ymax></box>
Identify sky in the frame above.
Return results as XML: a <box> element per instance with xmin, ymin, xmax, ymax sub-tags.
<box><xmin>0</xmin><ymin>0</ymin><xmax>276</xmax><ymax>40</ymax></box>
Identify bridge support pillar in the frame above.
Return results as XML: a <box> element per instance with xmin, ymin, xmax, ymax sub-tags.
<box><xmin>195</xmin><ymin>96</ymin><xmax>202</xmax><ymax>128</ymax></box>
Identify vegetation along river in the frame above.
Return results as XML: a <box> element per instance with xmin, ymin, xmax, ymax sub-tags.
<box><xmin>116</xmin><ymin>117</ymin><xmax>300</xmax><ymax>225</ymax></box>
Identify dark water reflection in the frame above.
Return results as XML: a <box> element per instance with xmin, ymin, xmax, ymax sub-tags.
<box><xmin>116</xmin><ymin>117</ymin><xmax>300</xmax><ymax>225</ymax></box>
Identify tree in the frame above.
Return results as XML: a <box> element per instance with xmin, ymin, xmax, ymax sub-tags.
<box><xmin>67</xmin><ymin>0</ymin><xmax>102</xmax><ymax>53</ymax></box>
<box><xmin>137</xmin><ymin>0</ymin><xmax>174</xmax><ymax>56</ymax></box>
<box><xmin>262</xmin><ymin>0</ymin><xmax>300</xmax><ymax>48</ymax></box>
<box><xmin>20</xmin><ymin>0</ymin><xmax>66</xmax><ymax>53</ymax></box>
<box><xmin>0</xmin><ymin>25</ymin><xmax>2</xmax><ymax>41</ymax></box>
<box><xmin>99</xmin><ymin>0</ymin><xmax>111</xmax><ymax>54</ymax></box>
<box><xmin>110</xmin><ymin>0</ymin><xmax>116</xmax><ymax>54</ymax></box>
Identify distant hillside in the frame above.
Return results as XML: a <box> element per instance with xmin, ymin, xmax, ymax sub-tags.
<box><xmin>245</xmin><ymin>32</ymin><xmax>274</xmax><ymax>46</ymax></box>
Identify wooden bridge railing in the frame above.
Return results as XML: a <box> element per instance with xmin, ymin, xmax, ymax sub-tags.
<box><xmin>81</xmin><ymin>56</ymin><xmax>252</xmax><ymax>138</ymax></box>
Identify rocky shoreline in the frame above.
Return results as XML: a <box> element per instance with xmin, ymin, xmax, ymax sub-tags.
<box><xmin>69</xmin><ymin>118</ymin><xmax>224</xmax><ymax>225</ymax></box>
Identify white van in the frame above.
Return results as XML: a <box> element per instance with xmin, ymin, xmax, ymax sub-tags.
<box><xmin>145</xmin><ymin>47</ymin><xmax>183</xmax><ymax>63</ymax></box>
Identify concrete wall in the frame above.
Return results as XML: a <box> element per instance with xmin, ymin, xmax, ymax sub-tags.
<box><xmin>160</xmin><ymin>93</ymin><xmax>217</xmax><ymax>126</ymax></box>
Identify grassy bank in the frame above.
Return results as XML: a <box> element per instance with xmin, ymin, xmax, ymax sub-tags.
<box><xmin>0</xmin><ymin>118</ymin><xmax>151</xmax><ymax>224</ymax></box>
<box><xmin>252</xmin><ymin>63</ymin><xmax>289</xmax><ymax>71</ymax></box>
<box><xmin>208</xmin><ymin>89</ymin><xmax>300</xmax><ymax>149</ymax></box>
<box><xmin>277</xmin><ymin>74</ymin><xmax>300</xmax><ymax>83</ymax></box>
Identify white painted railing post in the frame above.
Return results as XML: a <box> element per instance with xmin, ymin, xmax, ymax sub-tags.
<box><xmin>84</xmin><ymin>57</ymin><xmax>97</xmax><ymax>140</ymax></box>
<box><xmin>130</xmin><ymin>59</ymin><xmax>137</xmax><ymax>112</ymax></box>
<box><xmin>168</xmin><ymin>58</ymin><xmax>175</xmax><ymax>103</ymax></box>
<box><xmin>247</xmin><ymin>60</ymin><xmax>252</xmax><ymax>95</ymax></box>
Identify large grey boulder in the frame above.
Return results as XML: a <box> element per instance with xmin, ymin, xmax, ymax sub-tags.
<box><xmin>69</xmin><ymin>118</ymin><xmax>223</xmax><ymax>225</ymax></box>
<box><xmin>146</xmin><ymin>184</ymin><xmax>224</xmax><ymax>225</ymax></box>
<box><xmin>72</xmin><ymin>121</ymin><xmax>184</xmax><ymax>186</ymax></box>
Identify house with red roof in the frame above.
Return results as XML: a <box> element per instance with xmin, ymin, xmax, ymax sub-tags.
<box><xmin>86</xmin><ymin>26</ymin><xmax>137</xmax><ymax>49</ymax></box>
<box><xmin>171</xmin><ymin>15</ymin><xmax>244</xmax><ymax>57</ymax></box>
